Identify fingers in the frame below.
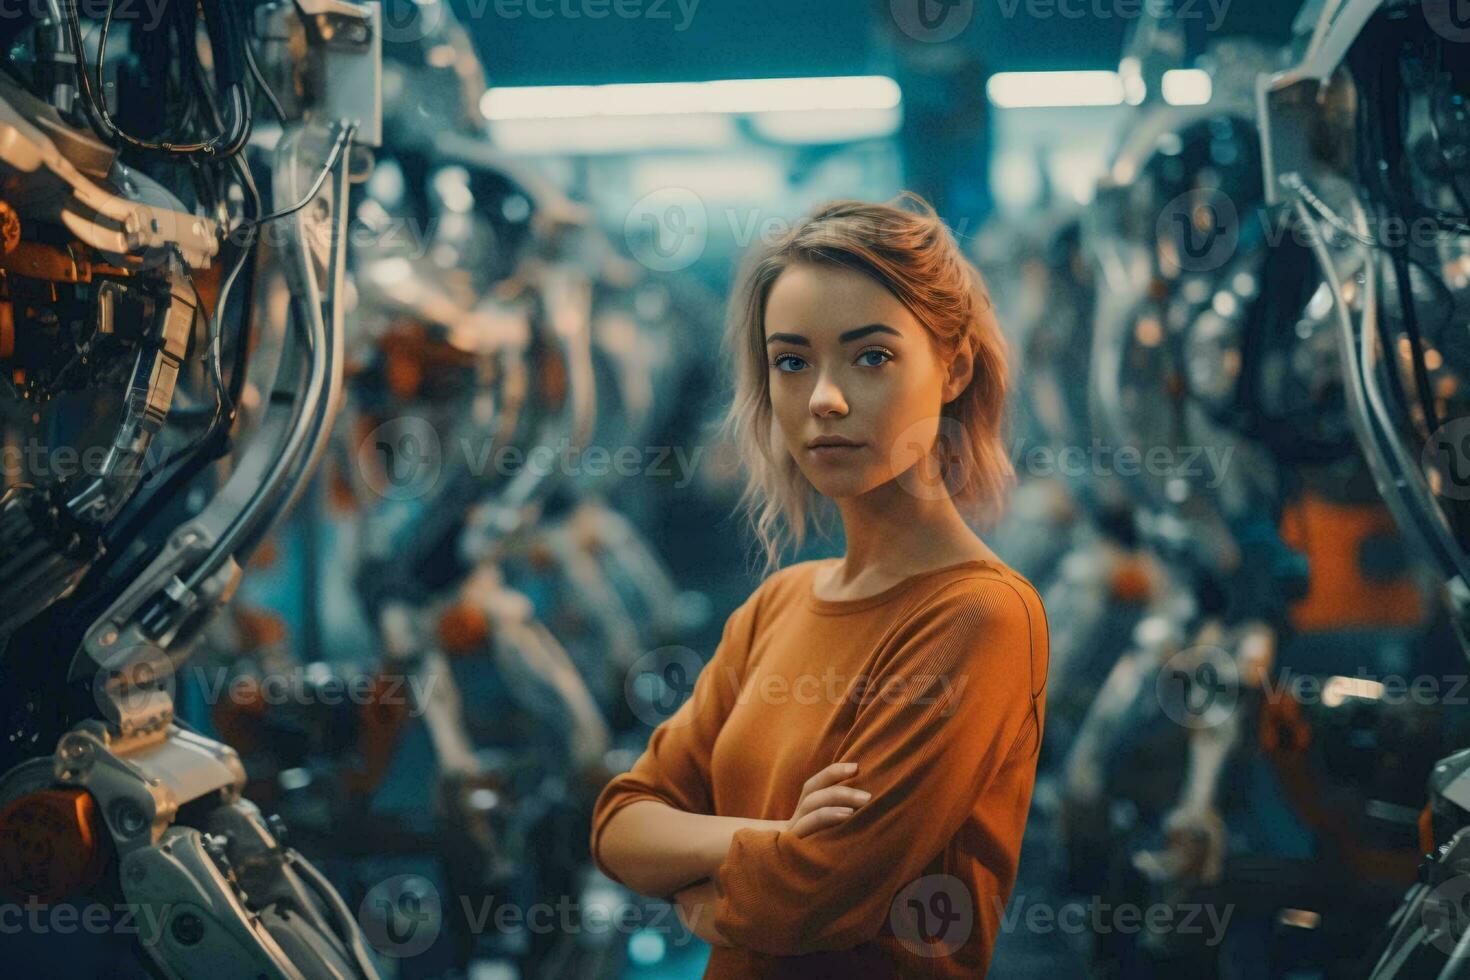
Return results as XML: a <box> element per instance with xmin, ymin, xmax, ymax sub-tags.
<box><xmin>800</xmin><ymin>784</ymin><xmax>872</xmax><ymax>814</ymax></box>
<box><xmin>800</xmin><ymin>761</ymin><xmax>859</xmax><ymax>798</ymax></box>
<box><xmin>786</xmin><ymin>761</ymin><xmax>867</xmax><ymax>836</ymax></box>
<box><xmin>790</xmin><ymin>785</ymin><xmax>871</xmax><ymax>829</ymax></box>
<box><xmin>791</xmin><ymin>805</ymin><xmax>857</xmax><ymax>838</ymax></box>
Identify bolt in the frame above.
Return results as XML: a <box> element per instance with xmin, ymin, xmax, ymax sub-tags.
<box><xmin>100</xmin><ymin>629</ymin><xmax>118</xmax><ymax>647</ymax></box>
<box><xmin>111</xmin><ymin>799</ymin><xmax>147</xmax><ymax>837</ymax></box>
<box><xmin>61</xmin><ymin>737</ymin><xmax>92</xmax><ymax>762</ymax></box>
<box><xmin>171</xmin><ymin>912</ymin><xmax>204</xmax><ymax>946</ymax></box>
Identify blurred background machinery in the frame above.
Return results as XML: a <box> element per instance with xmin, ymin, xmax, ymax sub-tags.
<box><xmin>9</xmin><ymin>0</ymin><xmax>1470</xmax><ymax>978</ymax></box>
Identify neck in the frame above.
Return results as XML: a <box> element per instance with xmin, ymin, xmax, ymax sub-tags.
<box><xmin>827</xmin><ymin>475</ymin><xmax>986</xmax><ymax>583</ymax></box>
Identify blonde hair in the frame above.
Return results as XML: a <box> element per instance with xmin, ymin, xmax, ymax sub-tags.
<box><xmin>717</xmin><ymin>193</ymin><xmax>1015</xmax><ymax>577</ymax></box>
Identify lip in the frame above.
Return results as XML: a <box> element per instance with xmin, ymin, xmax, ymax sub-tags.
<box><xmin>806</xmin><ymin>439</ymin><xmax>865</xmax><ymax>458</ymax></box>
<box><xmin>806</xmin><ymin>437</ymin><xmax>863</xmax><ymax>449</ymax></box>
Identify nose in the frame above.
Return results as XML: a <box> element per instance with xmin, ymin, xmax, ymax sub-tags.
<box><xmin>809</xmin><ymin>372</ymin><xmax>848</xmax><ymax>418</ymax></box>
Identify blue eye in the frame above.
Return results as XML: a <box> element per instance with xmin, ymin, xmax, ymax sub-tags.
<box><xmin>773</xmin><ymin>354</ymin><xmax>806</xmax><ymax>372</ymax></box>
<box><xmin>857</xmin><ymin>348</ymin><xmax>893</xmax><ymax>367</ymax></box>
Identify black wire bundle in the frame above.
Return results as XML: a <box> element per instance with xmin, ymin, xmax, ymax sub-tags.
<box><xmin>38</xmin><ymin>3</ymin><xmax>344</xmax><ymax>586</ymax></box>
<box><xmin>1352</xmin><ymin>25</ymin><xmax>1441</xmax><ymax>439</ymax></box>
<box><xmin>1348</xmin><ymin>13</ymin><xmax>1470</xmax><ymax>549</ymax></box>
<box><xmin>65</xmin><ymin>0</ymin><xmax>251</xmax><ymax>157</ymax></box>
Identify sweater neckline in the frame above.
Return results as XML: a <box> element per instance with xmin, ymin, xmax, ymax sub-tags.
<box><xmin>804</xmin><ymin>558</ymin><xmax>997</xmax><ymax>615</ymax></box>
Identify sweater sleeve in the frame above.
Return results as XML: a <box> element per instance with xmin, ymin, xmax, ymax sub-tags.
<box><xmin>587</xmin><ymin>585</ymin><xmax>761</xmax><ymax>887</ymax></box>
<box><xmin>709</xmin><ymin>579</ymin><xmax>1046</xmax><ymax>955</ymax></box>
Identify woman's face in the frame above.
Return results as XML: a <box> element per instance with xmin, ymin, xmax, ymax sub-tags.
<box><xmin>764</xmin><ymin>261</ymin><xmax>961</xmax><ymax>500</ymax></box>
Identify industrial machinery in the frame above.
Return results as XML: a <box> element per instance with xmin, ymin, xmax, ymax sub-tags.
<box><xmin>0</xmin><ymin>1</ymin><xmax>384</xmax><ymax>976</ymax></box>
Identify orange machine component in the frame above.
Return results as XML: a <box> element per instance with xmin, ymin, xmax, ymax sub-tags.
<box><xmin>0</xmin><ymin>788</ymin><xmax>111</xmax><ymax>903</ymax></box>
<box><xmin>1</xmin><ymin>241</ymin><xmax>92</xmax><ymax>283</ymax></box>
<box><xmin>211</xmin><ymin>674</ymin><xmax>269</xmax><ymax>757</ymax></box>
<box><xmin>1108</xmin><ymin>552</ymin><xmax>1155</xmax><ymax>604</ymax></box>
<box><xmin>1258</xmin><ymin>688</ymin><xmax>1312</xmax><ymax>755</ymax></box>
<box><xmin>0</xmin><ymin>200</ymin><xmax>21</xmax><ymax>254</ymax></box>
<box><xmin>249</xmin><ymin>537</ymin><xmax>279</xmax><ymax>570</ymax></box>
<box><xmin>438</xmin><ymin>602</ymin><xmax>491</xmax><ymax>656</ymax></box>
<box><xmin>341</xmin><ymin>673</ymin><xmax>413</xmax><ymax>797</ymax></box>
<box><xmin>1278</xmin><ymin>491</ymin><xmax>1425</xmax><ymax>632</ymax></box>
<box><xmin>211</xmin><ymin>609</ymin><xmax>285</xmax><ymax>756</ymax></box>
<box><xmin>1259</xmin><ymin>692</ymin><xmax>1419</xmax><ymax>888</ymax></box>
<box><xmin>0</xmin><ymin>300</ymin><xmax>12</xmax><ymax>361</ymax></box>
<box><xmin>536</xmin><ymin>342</ymin><xmax>567</xmax><ymax>407</ymax></box>
<box><xmin>378</xmin><ymin>319</ymin><xmax>474</xmax><ymax>401</ymax></box>
<box><xmin>188</xmin><ymin>254</ymin><xmax>222</xmax><ymax>321</ymax></box>
<box><xmin>235</xmin><ymin>607</ymin><xmax>289</xmax><ymax>650</ymax></box>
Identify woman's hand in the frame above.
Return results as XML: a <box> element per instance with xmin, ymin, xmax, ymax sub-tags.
<box><xmin>783</xmin><ymin>761</ymin><xmax>871</xmax><ymax>837</ymax></box>
<box><xmin>670</xmin><ymin>763</ymin><xmax>868</xmax><ymax>949</ymax></box>
<box><xmin>674</xmin><ymin>879</ymin><xmax>733</xmax><ymax>947</ymax></box>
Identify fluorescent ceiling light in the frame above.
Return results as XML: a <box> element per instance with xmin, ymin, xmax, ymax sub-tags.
<box><xmin>751</xmin><ymin>107</ymin><xmax>901</xmax><ymax>144</ymax></box>
<box><xmin>987</xmin><ymin>71</ymin><xmax>1124</xmax><ymax>109</ymax></box>
<box><xmin>488</xmin><ymin>115</ymin><xmax>737</xmax><ymax>154</ymax></box>
<box><xmin>987</xmin><ymin>69</ymin><xmax>1215</xmax><ymax>109</ymax></box>
<box><xmin>1161</xmin><ymin>69</ymin><xmax>1212</xmax><ymax>106</ymax></box>
<box><xmin>480</xmin><ymin>76</ymin><xmax>902</xmax><ymax>122</ymax></box>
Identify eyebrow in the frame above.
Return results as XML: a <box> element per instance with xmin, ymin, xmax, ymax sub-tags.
<box><xmin>764</xmin><ymin>323</ymin><xmax>903</xmax><ymax>346</ymax></box>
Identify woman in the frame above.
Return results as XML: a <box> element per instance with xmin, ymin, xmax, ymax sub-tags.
<box><xmin>588</xmin><ymin>194</ymin><xmax>1049</xmax><ymax>977</ymax></box>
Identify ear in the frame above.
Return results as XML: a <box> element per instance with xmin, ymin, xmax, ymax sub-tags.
<box><xmin>941</xmin><ymin>339</ymin><xmax>975</xmax><ymax>405</ymax></box>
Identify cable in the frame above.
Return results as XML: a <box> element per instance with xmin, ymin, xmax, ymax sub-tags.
<box><xmin>1358</xmin><ymin>47</ymin><xmax>1442</xmax><ymax>438</ymax></box>
<box><xmin>1281</xmin><ymin>173</ymin><xmax>1378</xmax><ymax>247</ymax></box>
<box><xmin>287</xmin><ymin>849</ymin><xmax>383</xmax><ymax>979</ymax></box>
<box><xmin>66</xmin><ymin>0</ymin><xmax>249</xmax><ymax>157</ymax></box>
<box><xmin>147</xmin><ymin>123</ymin><xmax>328</xmax><ymax>482</ymax></box>
<box><xmin>247</xmin><ymin>132</ymin><xmax>353</xmax><ymax>226</ymax></box>
<box><xmin>180</xmin><ymin>121</ymin><xmax>356</xmax><ymax>594</ymax></box>
<box><xmin>145</xmin><ymin>144</ymin><xmax>266</xmax><ymax>479</ymax></box>
<box><xmin>237</xmin><ymin>120</ymin><xmax>355</xmax><ymax>559</ymax></box>
<box><xmin>243</xmin><ymin>39</ymin><xmax>287</xmax><ymax>126</ymax></box>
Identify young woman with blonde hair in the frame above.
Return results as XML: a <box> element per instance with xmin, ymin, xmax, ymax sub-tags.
<box><xmin>589</xmin><ymin>193</ymin><xmax>1049</xmax><ymax>977</ymax></box>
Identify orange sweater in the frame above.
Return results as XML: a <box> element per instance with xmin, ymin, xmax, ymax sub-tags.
<box><xmin>589</xmin><ymin>557</ymin><xmax>1049</xmax><ymax>978</ymax></box>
